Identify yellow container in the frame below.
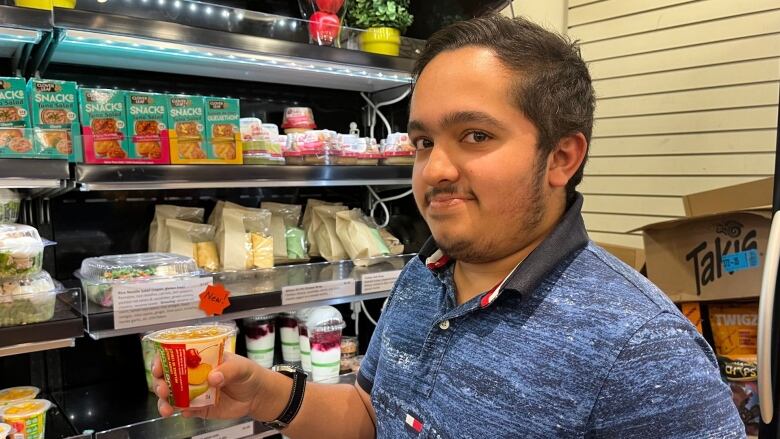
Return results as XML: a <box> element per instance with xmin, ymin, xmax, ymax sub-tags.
<box><xmin>359</xmin><ymin>27</ymin><xmax>401</xmax><ymax>56</ymax></box>
<box><xmin>13</xmin><ymin>0</ymin><xmax>75</xmax><ymax>10</ymax></box>
<box><xmin>0</xmin><ymin>399</ymin><xmax>51</xmax><ymax>439</ymax></box>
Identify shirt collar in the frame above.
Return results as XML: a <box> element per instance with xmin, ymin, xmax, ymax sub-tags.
<box><xmin>418</xmin><ymin>192</ymin><xmax>589</xmax><ymax>304</ymax></box>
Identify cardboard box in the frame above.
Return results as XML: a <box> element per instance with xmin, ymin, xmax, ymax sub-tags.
<box><xmin>167</xmin><ymin>94</ymin><xmax>206</xmax><ymax>164</ymax></box>
<box><xmin>79</xmin><ymin>88</ymin><xmax>132</xmax><ymax>164</ymax></box>
<box><xmin>597</xmin><ymin>242</ymin><xmax>645</xmax><ymax>272</ymax></box>
<box><xmin>0</xmin><ymin>77</ymin><xmax>35</xmax><ymax>158</ymax></box>
<box><xmin>683</xmin><ymin>177</ymin><xmax>772</xmax><ymax>217</ymax></box>
<box><xmin>27</xmin><ymin>79</ymin><xmax>82</xmax><ymax>162</ymax></box>
<box><xmin>203</xmin><ymin>97</ymin><xmax>242</xmax><ymax>164</ymax></box>
<box><xmin>641</xmin><ymin>209</ymin><xmax>769</xmax><ymax>302</ymax></box>
<box><xmin>125</xmin><ymin>92</ymin><xmax>170</xmax><ymax>164</ymax></box>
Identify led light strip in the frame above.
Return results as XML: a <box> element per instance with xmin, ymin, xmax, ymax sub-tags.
<box><xmin>0</xmin><ymin>27</ymin><xmax>42</xmax><ymax>44</ymax></box>
<box><xmin>61</xmin><ymin>29</ymin><xmax>412</xmax><ymax>84</ymax></box>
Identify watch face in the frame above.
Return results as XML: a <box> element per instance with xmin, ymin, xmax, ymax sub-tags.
<box><xmin>273</xmin><ymin>364</ymin><xmax>306</xmax><ymax>376</ymax></box>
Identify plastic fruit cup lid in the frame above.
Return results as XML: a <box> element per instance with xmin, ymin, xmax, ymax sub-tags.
<box><xmin>144</xmin><ymin>324</ymin><xmax>236</xmax><ymax>344</ymax></box>
<box><xmin>0</xmin><ymin>387</ymin><xmax>40</xmax><ymax>405</ymax></box>
<box><xmin>0</xmin><ymin>399</ymin><xmax>52</xmax><ymax>418</ymax></box>
<box><xmin>0</xmin><ymin>422</ymin><xmax>9</xmax><ymax>437</ymax></box>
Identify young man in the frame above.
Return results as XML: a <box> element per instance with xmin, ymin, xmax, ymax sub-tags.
<box><xmin>154</xmin><ymin>15</ymin><xmax>744</xmax><ymax>438</ymax></box>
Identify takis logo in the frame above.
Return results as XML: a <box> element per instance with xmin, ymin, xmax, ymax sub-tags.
<box><xmin>685</xmin><ymin>221</ymin><xmax>758</xmax><ymax>295</ymax></box>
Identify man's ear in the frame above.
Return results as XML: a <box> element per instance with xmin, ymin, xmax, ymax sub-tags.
<box><xmin>547</xmin><ymin>132</ymin><xmax>588</xmax><ymax>189</ymax></box>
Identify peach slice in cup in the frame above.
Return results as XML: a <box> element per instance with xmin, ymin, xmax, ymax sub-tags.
<box><xmin>0</xmin><ymin>387</ymin><xmax>39</xmax><ymax>406</ymax></box>
<box><xmin>0</xmin><ymin>399</ymin><xmax>51</xmax><ymax>439</ymax></box>
<box><xmin>0</xmin><ymin>423</ymin><xmax>10</xmax><ymax>439</ymax></box>
<box><xmin>144</xmin><ymin>324</ymin><xmax>235</xmax><ymax>409</ymax></box>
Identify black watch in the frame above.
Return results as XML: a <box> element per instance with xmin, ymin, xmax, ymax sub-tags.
<box><xmin>265</xmin><ymin>364</ymin><xmax>308</xmax><ymax>430</ymax></box>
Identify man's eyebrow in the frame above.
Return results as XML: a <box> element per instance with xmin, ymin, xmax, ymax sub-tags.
<box><xmin>408</xmin><ymin>111</ymin><xmax>506</xmax><ymax>133</ymax></box>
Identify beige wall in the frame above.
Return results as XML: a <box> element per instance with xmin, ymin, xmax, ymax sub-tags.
<box><xmin>506</xmin><ymin>1</ymin><xmax>780</xmax><ymax>248</ymax></box>
<box><xmin>501</xmin><ymin>0</ymin><xmax>567</xmax><ymax>33</ymax></box>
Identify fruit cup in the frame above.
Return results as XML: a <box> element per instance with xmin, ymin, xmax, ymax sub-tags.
<box><xmin>144</xmin><ymin>324</ymin><xmax>235</xmax><ymax>409</ymax></box>
<box><xmin>298</xmin><ymin>0</ymin><xmax>348</xmax><ymax>47</ymax></box>
<box><xmin>278</xmin><ymin>312</ymin><xmax>301</xmax><ymax>363</ymax></box>
<box><xmin>0</xmin><ymin>387</ymin><xmax>39</xmax><ymax>406</ymax></box>
<box><xmin>0</xmin><ymin>399</ymin><xmax>51</xmax><ymax>439</ymax></box>
<box><xmin>0</xmin><ymin>423</ymin><xmax>10</xmax><ymax>439</ymax></box>
<box><xmin>306</xmin><ymin>306</ymin><xmax>346</xmax><ymax>383</ymax></box>
<box><xmin>244</xmin><ymin>315</ymin><xmax>276</xmax><ymax>368</ymax></box>
<box><xmin>140</xmin><ymin>334</ymin><xmax>156</xmax><ymax>393</ymax></box>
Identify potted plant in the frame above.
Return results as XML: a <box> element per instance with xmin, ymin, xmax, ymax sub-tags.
<box><xmin>347</xmin><ymin>0</ymin><xmax>413</xmax><ymax>56</ymax></box>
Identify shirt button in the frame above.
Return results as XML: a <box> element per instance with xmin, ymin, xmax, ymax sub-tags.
<box><xmin>439</xmin><ymin>320</ymin><xmax>450</xmax><ymax>330</ymax></box>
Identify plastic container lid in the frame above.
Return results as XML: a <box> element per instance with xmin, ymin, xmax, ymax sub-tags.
<box><xmin>0</xmin><ymin>387</ymin><xmax>39</xmax><ymax>405</ymax></box>
<box><xmin>0</xmin><ymin>399</ymin><xmax>51</xmax><ymax>418</ymax></box>
<box><xmin>0</xmin><ymin>190</ymin><xmax>19</xmax><ymax>203</ymax></box>
<box><xmin>77</xmin><ymin>252</ymin><xmax>200</xmax><ymax>283</ymax></box>
<box><xmin>243</xmin><ymin>314</ymin><xmax>276</xmax><ymax>324</ymax></box>
<box><xmin>281</xmin><ymin>107</ymin><xmax>316</xmax><ymax>130</ymax></box>
<box><xmin>144</xmin><ymin>324</ymin><xmax>236</xmax><ymax>344</ymax></box>
<box><xmin>306</xmin><ymin>306</ymin><xmax>345</xmax><ymax>333</ymax></box>
<box><xmin>0</xmin><ymin>224</ymin><xmax>45</xmax><ymax>256</ymax></box>
<box><xmin>0</xmin><ymin>271</ymin><xmax>56</xmax><ymax>296</ymax></box>
<box><xmin>296</xmin><ymin>308</ymin><xmax>315</xmax><ymax>326</ymax></box>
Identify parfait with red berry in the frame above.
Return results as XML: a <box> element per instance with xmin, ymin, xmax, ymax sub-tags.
<box><xmin>244</xmin><ymin>315</ymin><xmax>276</xmax><ymax>368</ymax></box>
<box><xmin>306</xmin><ymin>306</ymin><xmax>346</xmax><ymax>383</ymax></box>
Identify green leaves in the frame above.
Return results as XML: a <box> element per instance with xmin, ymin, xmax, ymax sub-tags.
<box><xmin>346</xmin><ymin>0</ymin><xmax>414</xmax><ymax>33</ymax></box>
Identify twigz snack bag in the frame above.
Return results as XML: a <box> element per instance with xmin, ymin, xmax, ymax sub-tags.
<box><xmin>167</xmin><ymin>95</ymin><xmax>206</xmax><ymax>163</ymax></box>
<box><xmin>27</xmin><ymin>79</ymin><xmax>82</xmax><ymax>161</ymax></box>
<box><xmin>79</xmin><ymin>88</ymin><xmax>130</xmax><ymax>163</ymax></box>
<box><xmin>126</xmin><ymin>92</ymin><xmax>170</xmax><ymax>164</ymax></box>
<box><xmin>204</xmin><ymin>97</ymin><xmax>241</xmax><ymax>164</ymax></box>
<box><xmin>0</xmin><ymin>77</ymin><xmax>34</xmax><ymax>158</ymax></box>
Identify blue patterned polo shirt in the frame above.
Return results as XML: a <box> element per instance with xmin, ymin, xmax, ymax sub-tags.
<box><xmin>357</xmin><ymin>194</ymin><xmax>744</xmax><ymax>438</ymax></box>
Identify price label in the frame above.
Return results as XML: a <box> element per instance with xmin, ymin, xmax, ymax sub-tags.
<box><xmin>281</xmin><ymin>279</ymin><xmax>356</xmax><ymax>305</ymax></box>
<box><xmin>112</xmin><ymin>277</ymin><xmax>212</xmax><ymax>330</ymax></box>
<box><xmin>722</xmin><ymin>249</ymin><xmax>760</xmax><ymax>273</ymax></box>
<box><xmin>191</xmin><ymin>421</ymin><xmax>254</xmax><ymax>439</ymax></box>
<box><xmin>361</xmin><ymin>270</ymin><xmax>402</xmax><ymax>295</ymax></box>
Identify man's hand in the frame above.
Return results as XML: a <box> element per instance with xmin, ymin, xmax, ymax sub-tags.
<box><xmin>153</xmin><ymin>352</ymin><xmax>277</xmax><ymax>420</ymax></box>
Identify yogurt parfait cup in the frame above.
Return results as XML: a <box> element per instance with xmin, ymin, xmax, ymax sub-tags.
<box><xmin>307</xmin><ymin>306</ymin><xmax>346</xmax><ymax>383</ymax></box>
<box><xmin>278</xmin><ymin>312</ymin><xmax>300</xmax><ymax>363</ymax></box>
<box><xmin>0</xmin><ymin>387</ymin><xmax>39</xmax><ymax>406</ymax></box>
<box><xmin>296</xmin><ymin>308</ymin><xmax>315</xmax><ymax>373</ymax></box>
<box><xmin>0</xmin><ymin>399</ymin><xmax>51</xmax><ymax>439</ymax></box>
<box><xmin>244</xmin><ymin>315</ymin><xmax>276</xmax><ymax>368</ymax></box>
<box><xmin>144</xmin><ymin>324</ymin><xmax>235</xmax><ymax>409</ymax></box>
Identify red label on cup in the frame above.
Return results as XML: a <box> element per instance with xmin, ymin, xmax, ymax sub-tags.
<box><xmin>158</xmin><ymin>343</ymin><xmax>190</xmax><ymax>408</ymax></box>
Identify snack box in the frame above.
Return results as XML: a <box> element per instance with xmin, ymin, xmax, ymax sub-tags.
<box><xmin>27</xmin><ymin>79</ymin><xmax>82</xmax><ymax>162</ymax></box>
<box><xmin>167</xmin><ymin>95</ymin><xmax>207</xmax><ymax>164</ymax></box>
<box><xmin>79</xmin><ymin>88</ymin><xmax>133</xmax><ymax>164</ymax></box>
<box><xmin>126</xmin><ymin>92</ymin><xmax>170</xmax><ymax>164</ymax></box>
<box><xmin>76</xmin><ymin>252</ymin><xmax>200</xmax><ymax>309</ymax></box>
<box><xmin>202</xmin><ymin>97</ymin><xmax>242</xmax><ymax>164</ymax></box>
<box><xmin>0</xmin><ymin>77</ymin><xmax>35</xmax><ymax>158</ymax></box>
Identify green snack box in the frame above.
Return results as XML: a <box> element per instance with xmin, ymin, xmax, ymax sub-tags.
<box><xmin>125</xmin><ymin>92</ymin><xmax>170</xmax><ymax>163</ymax></box>
<box><xmin>27</xmin><ymin>79</ymin><xmax>82</xmax><ymax>162</ymax></box>
<box><xmin>203</xmin><ymin>97</ymin><xmax>241</xmax><ymax>164</ymax></box>
<box><xmin>79</xmin><ymin>88</ymin><xmax>131</xmax><ymax>164</ymax></box>
<box><xmin>0</xmin><ymin>77</ymin><xmax>34</xmax><ymax>158</ymax></box>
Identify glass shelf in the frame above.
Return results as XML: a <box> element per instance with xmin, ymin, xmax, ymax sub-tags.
<box><xmin>74</xmin><ymin>254</ymin><xmax>412</xmax><ymax>339</ymax></box>
<box><xmin>0</xmin><ymin>5</ymin><xmax>49</xmax><ymax>57</ymax></box>
<box><xmin>0</xmin><ymin>158</ymin><xmax>69</xmax><ymax>189</ymax></box>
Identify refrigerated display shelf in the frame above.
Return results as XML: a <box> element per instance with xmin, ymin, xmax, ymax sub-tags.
<box><xmin>0</xmin><ymin>293</ymin><xmax>83</xmax><ymax>353</ymax></box>
<box><xmin>50</xmin><ymin>6</ymin><xmax>416</xmax><ymax>92</ymax></box>
<box><xmin>75</xmin><ymin>164</ymin><xmax>413</xmax><ymax>190</ymax></box>
<box><xmin>76</xmin><ymin>255</ymin><xmax>411</xmax><ymax>339</ymax></box>
<box><xmin>0</xmin><ymin>158</ymin><xmax>69</xmax><ymax>189</ymax></box>
<box><xmin>0</xmin><ymin>5</ymin><xmax>49</xmax><ymax>58</ymax></box>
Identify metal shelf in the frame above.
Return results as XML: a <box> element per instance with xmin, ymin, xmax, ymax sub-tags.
<box><xmin>78</xmin><ymin>255</ymin><xmax>411</xmax><ymax>339</ymax></box>
<box><xmin>51</xmin><ymin>5</ymin><xmax>416</xmax><ymax>92</ymax></box>
<box><xmin>75</xmin><ymin>164</ymin><xmax>412</xmax><ymax>191</ymax></box>
<box><xmin>0</xmin><ymin>290</ymin><xmax>83</xmax><ymax>356</ymax></box>
<box><xmin>0</xmin><ymin>5</ymin><xmax>50</xmax><ymax>58</ymax></box>
<box><xmin>0</xmin><ymin>158</ymin><xmax>70</xmax><ymax>189</ymax></box>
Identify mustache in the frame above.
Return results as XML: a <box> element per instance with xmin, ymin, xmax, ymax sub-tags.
<box><xmin>424</xmin><ymin>186</ymin><xmax>476</xmax><ymax>203</ymax></box>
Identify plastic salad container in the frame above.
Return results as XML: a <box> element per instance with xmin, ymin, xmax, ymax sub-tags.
<box><xmin>0</xmin><ymin>387</ymin><xmax>39</xmax><ymax>406</ymax></box>
<box><xmin>381</xmin><ymin>132</ymin><xmax>416</xmax><ymax>165</ymax></box>
<box><xmin>0</xmin><ymin>271</ymin><xmax>61</xmax><ymax>327</ymax></box>
<box><xmin>76</xmin><ymin>252</ymin><xmax>200</xmax><ymax>308</ymax></box>
<box><xmin>0</xmin><ymin>224</ymin><xmax>45</xmax><ymax>278</ymax></box>
<box><xmin>0</xmin><ymin>190</ymin><xmax>20</xmax><ymax>224</ymax></box>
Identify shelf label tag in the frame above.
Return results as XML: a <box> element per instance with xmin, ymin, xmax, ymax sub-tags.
<box><xmin>112</xmin><ymin>277</ymin><xmax>213</xmax><ymax>330</ymax></box>
<box><xmin>282</xmin><ymin>279</ymin><xmax>356</xmax><ymax>305</ymax></box>
<box><xmin>361</xmin><ymin>270</ymin><xmax>402</xmax><ymax>295</ymax></box>
<box><xmin>199</xmin><ymin>283</ymin><xmax>231</xmax><ymax>316</ymax></box>
<box><xmin>191</xmin><ymin>421</ymin><xmax>254</xmax><ymax>439</ymax></box>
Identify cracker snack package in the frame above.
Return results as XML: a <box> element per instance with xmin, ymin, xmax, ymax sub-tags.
<box><xmin>79</xmin><ymin>88</ymin><xmax>132</xmax><ymax>164</ymax></box>
<box><xmin>203</xmin><ymin>97</ymin><xmax>242</xmax><ymax>164</ymax></box>
<box><xmin>125</xmin><ymin>92</ymin><xmax>171</xmax><ymax>164</ymax></box>
<box><xmin>708</xmin><ymin>302</ymin><xmax>759</xmax><ymax>436</ymax></box>
<box><xmin>167</xmin><ymin>95</ymin><xmax>207</xmax><ymax>164</ymax></box>
<box><xmin>27</xmin><ymin>79</ymin><xmax>82</xmax><ymax>161</ymax></box>
<box><xmin>0</xmin><ymin>77</ymin><xmax>35</xmax><ymax>158</ymax></box>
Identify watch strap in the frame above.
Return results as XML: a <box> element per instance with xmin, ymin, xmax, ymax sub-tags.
<box><xmin>265</xmin><ymin>369</ymin><xmax>307</xmax><ymax>430</ymax></box>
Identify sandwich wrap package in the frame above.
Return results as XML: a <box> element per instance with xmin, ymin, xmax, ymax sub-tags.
<box><xmin>379</xmin><ymin>228</ymin><xmax>404</xmax><ymax>255</ymax></box>
<box><xmin>148</xmin><ymin>205</ymin><xmax>205</xmax><ymax>252</ymax></box>
<box><xmin>216</xmin><ymin>206</ymin><xmax>273</xmax><ymax>270</ymax></box>
<box><xmin>165</xmin><ymin>218</ymin><xmax>220</xmax><ymax>272</ymax></box>
<box><xmin>261</xmin><ymin>201</ymin><xmax>307</xmax><ymax>263</ymax></box>
<box><xmin>303</xmin><ymin>199</ymin><xmax>342</xmax><ymax>257</ymax></box>
<box><xmin>312</xmin><ymin>205</ymin><xmax>348</xmax><ymax>262</ymax></box>
<box><xmin>335</xmin><ymin>209</ymin><xmax>390</xmax><ymax>265</ymax></box>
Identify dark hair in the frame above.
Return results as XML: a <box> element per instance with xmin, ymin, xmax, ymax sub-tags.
<box><xmin>413</xmin><ymin>14</ymin><xmax>595</xmax><ymax>200</ymax></box>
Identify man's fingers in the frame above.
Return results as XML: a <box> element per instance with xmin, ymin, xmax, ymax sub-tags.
<box><xmin>157</xmin><ymin>398</ymin><xmax>175</xmax><ymax>418</ymax></box>
<box><xmin>208</xmin><ymin>352</ymin><xmax>256</xmax><ymax>389</ymax></box>
<box><xmin>152</xmin><ymin>357</ymin><xmax>163</xmax><ymax>378</ymax></box>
